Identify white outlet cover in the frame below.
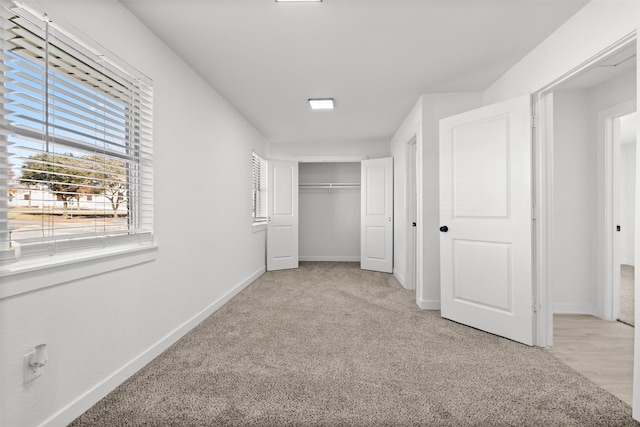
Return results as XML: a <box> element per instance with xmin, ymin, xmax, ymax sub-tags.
<box><xmin>24</xmin><ymin>351</ymin><xmax>43</xmax><ymax>383</ymax></box>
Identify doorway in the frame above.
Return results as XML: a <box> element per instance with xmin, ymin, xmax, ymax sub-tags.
<box><xmin>406</xmin><ymin>137</ymin><xmax>418</xmax><ymax>291</ymax></box>
<box><xmin>615</xmin><ymin>112</ymin><xmax>637</xmax><ymax>326</ymax></box>
<box><xmin>534</xmin><ymin>36</ymin><xmax>636</xmax><ymax>405</ymax></box>
<box><xmin>534</xmin><ymin>35</ymin><xmax>637</xmax><ymax>347</ymax></box>
<box><xmin>298</xmin><ymin>162</ymin><xmax>361</xmax><ymax>262</ymax></box>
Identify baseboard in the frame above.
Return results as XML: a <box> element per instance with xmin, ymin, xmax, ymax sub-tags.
<box><xmin>417</xmin><ymin>299</ymin><xmax>440</xmax><ymax>310</ymax></box>
<box><xmin>299</xmin><ymin>256</ymin><xmax>360</xmax><ymax>262</ymax></box>
<box><xmin>393</xmin><ymin>268</ymin><xmax>406</xmax><ymax>288</ymax></box>
<box><xmin>42</xmin><ymin>266</ymin><xmax>265</xmax><ymax>427</ymax></box>
<box><xmin>553</xmin><ymin>302</ymin><xmax>593</xmax><ymax>315</ymax></box>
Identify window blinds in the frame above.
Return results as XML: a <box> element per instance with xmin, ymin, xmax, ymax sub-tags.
<box><xmin>252</xmin><ymin>153</ymin><xmax>267</xmax><ymax>223</ymax></box>
<box><xmin>0</xmin><ymin>1</ymin><xmax>153</xmax><ymax>259</ymax></box>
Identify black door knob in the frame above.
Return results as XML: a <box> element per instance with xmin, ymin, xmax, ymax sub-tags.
<box><xmin>439</xmin><ymin>226</ymin><xmax>448</xmax><ymax>233</ymax></box>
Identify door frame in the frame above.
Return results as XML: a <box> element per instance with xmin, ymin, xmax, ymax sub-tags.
<box><xmin>406</xmin><ymin>136</ymin><xmax>418</xmax><ymax>291</ymax></box>
<box><xmin>601</xmin><ymin>101</ymin><xmax>637</xmax><ymax>321</ymax></box>
<box><xmin>532</xmin><ymin>32</ymin><xmax>636</xmax><ymax>348</ymax></box>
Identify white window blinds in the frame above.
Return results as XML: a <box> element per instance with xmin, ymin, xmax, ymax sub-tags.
<box><xmin>0</xmin><ymin>1</ymin><xmax>153</xmax><ymax>260</ymax></box>
<box><xmin>252</xmin><ymin>152</ymin><xmax>267</xmax><ymax>223</ymax></box>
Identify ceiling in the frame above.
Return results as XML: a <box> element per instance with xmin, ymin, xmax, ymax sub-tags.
<box><xmin>120</xmin><ymin>0</ymin><xmax>589</xmax><ymax>146</ymax></box>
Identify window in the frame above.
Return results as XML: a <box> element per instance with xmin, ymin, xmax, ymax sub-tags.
<box><xmin>252</xmin><ymin>152</ymin><xmax>267</xmax><ymax>223</ymax></box>
<box><xmin>0</xmin><ymin>1</ymin><xmax>153</xmax><ymax>262</ymax></box>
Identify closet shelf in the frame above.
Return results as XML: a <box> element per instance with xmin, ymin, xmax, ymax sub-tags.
<box><xmin>299</xmin><ymin>182</ymin><xmax>360</xmax><ymax>189</ymax></box>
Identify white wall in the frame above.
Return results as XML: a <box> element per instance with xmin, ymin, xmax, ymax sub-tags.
<box><xmin>484</xmin><ymin>1</ymin><xmax>638</xmax><ymax>104</ymax></box>
<box><xmin>551</xmin><ymin>90</ymin><xmax>595</xmax><ymax>314</ymax></box>
<box><xmin>1</xmin><ymin>1</ymin><xmax>268</xmax><ymax>426</ymax></box>
<box><xmin>269</xmin><ymin>139</ymin><xmax>389</xmax><ymax>162</ymax></box>
<box><xmin>390</xmin><ymin>98</ymin><xmax>422</xmax><ymax>289</ymax></box>
<box><xmin>299</xmin><ymin>163</ymin><xmax>361</xmax><ymax>261</ymax></box>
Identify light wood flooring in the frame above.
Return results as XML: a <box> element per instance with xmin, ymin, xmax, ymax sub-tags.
<box><xmin>548</xmin><ymin>314</ymin><xmax>634</xmax><ymax>405</ymax></box>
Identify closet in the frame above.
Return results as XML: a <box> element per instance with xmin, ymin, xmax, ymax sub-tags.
<box><xmin>298</xmin><ymin>162</ymin><xmax>361</xmax><ymax>261</ymax></box>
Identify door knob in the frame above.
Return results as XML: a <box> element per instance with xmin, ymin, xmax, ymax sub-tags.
<box><xmin>439</xmin><ymin>226</ymin><xmax>448</xmax><ymax>233</ymax></box>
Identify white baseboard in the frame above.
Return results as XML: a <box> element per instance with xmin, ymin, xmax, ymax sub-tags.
<box><xmin>418</xmin><ymin>299</ymin><xmax>440</xmax><ymax>310</ymax></box>
<box><xmin>43</xmin><ymin>266</ymin><xmax>265</xmax><ymax>427</ymax></box>
<box><xmin>299</xmin><ymin>256</ymin><xmax>360</xmax><ymax>262</ymax></box>
<box><xmin>393</xmin><ymin>268</ymin><xmax>407</xmax><ymax>288</ymax></box>
<box><xmin>553</xmin><ymin>302</ymin><xmax>593</xmax><ymax>315</ymax></box>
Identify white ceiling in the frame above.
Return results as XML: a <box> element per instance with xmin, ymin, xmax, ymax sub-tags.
<box><xmin>120</xmin><ymin>0</ymin><xmax>589</xmax><ymax>145</ymax></box>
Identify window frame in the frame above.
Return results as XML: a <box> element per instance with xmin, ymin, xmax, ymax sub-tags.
<box><xmin>0</xmin><ymin>0</ymin><xmax>155</xmax><ymax>284</ymax></box>
<box><xmin>252</xmin><ymin>152</ymin><xmax>267</xmax><ymax>225</ymax></box>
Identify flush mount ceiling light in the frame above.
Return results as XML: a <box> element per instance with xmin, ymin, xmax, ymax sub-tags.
<box><xmin>309</xmin><ymin>98</ymin><xmax>334</xmax><ymax>110</ymax></box>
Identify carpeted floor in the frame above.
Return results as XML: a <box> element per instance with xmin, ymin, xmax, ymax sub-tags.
<box><xmin>71</xmin><ymin>262</ymin><xmax>639</xmax><ymax>426</ymax></box>
<box><xmin>619</xmin><ymin>264</ymin><xmax>635</xmax><ymax>327</ymax></box>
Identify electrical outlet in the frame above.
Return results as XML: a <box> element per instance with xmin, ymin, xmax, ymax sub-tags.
<box><xmin>23</xmin><ymin>351</ymin><xmax>43</xmax><ymax>384</ymax></box>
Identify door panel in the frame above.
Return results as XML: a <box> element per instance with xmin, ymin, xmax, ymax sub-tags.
<box><xmin>440</xmin><ymin>95</ymin><xmax>532</xmax><ymax>345</ymax></box>
<box><xmin>453</xmin><ymin>240</ymin><xmax>512</xmax><ymax>311</ymax></box>
<box><xmin>453</xmin><ymin>118</ymin><xmax>509</xmax><ymax>218</ymax></box>
<box><xmin>361</xmin><ymin>157</ymin><xmax>393</xmax><ymax>273</ymax></box>
<box><xmin>267</xmin><ymin>160</ymin><xmax>298</xmax><ymax>271</ymax></box>
<box><xmin>273</xmin><ymin>165</ymin><xmax>294</xmax><ymax>215</ymax></box>
<box><xmin>365</xmin><ymin>226</ymin><xmax>387</xmax><ymax>260</ymax></box>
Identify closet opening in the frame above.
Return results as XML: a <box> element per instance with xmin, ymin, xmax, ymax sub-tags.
<box><xmin>299</xmin><ymin>162</ymin><xmax>361</xmax><ymax>262</ymax></box>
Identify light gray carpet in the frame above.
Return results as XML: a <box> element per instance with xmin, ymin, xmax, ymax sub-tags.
<box><xmin>619</xmin><ymin>265</ymin><xmax>635</xmax><ymax>327</ymax></box>
<box><xmin>71</xmin><ymin>262</ymin><xmax>639</xmax><ymax>426</ymax></box>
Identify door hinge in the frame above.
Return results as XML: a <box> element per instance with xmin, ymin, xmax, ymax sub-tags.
<box><xmin>531</xmin><ymin>115</ymin><xmax>536</xmax><ymax>128</ymax></box>
<box><xmin>532</xmin><ymin>298</ymin><xmax>538</xmax><ymax>313</ymax></box>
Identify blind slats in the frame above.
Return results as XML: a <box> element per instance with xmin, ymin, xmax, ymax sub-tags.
<box><xmin>1</xmin><ymin>2</ymin><xmax>153</xmax><ymax>256</ymax></box>
<box><xmin>252</xmin><ymin>153</ymin><xmax>267</xmax><ymax>222</ymax></box>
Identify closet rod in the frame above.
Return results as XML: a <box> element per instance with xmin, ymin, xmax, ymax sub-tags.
<box><xmin>299</xmin><ymin>182</ymin><xmax>360</xmax><ymax>189</ymax></box>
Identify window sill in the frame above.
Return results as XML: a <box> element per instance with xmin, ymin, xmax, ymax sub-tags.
<box><xmin>252</xmin><ymin>223</ymin><xmax>267</xmax><ymax>233</ymax></box>
<box><xmin>0</xmin><ymin>243</ymin><xmax>158</xmax><ymax>300</ymax></box>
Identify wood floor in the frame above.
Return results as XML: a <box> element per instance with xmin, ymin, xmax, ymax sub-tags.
<box><xmin>548</xmin><ymin>314</ymin><xmax>634</xmax><ymax>406</ymax></box>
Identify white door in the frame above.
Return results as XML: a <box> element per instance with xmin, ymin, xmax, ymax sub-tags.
<box><xmin>439</xmin><ymin>95</ymin><xmax>533</xmax><ymax>345</ymax></box>
<box><xmin>361</xmin><ymin>157</ymin><xmax>393</xmax><ymax>273</ymax></box>
<box><xmin>267</xmin><ymin>160</ymin><xmax>299</xmax><ymax>271</ymax></box>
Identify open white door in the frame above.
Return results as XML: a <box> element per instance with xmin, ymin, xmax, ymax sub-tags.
<box><xmin>439</xmin><ymin>95</ymin><xmax>533</xmax><ymax>345</ymax></box>
<box><xmin>267</xmin><ymin>160</ymin><xmax>298</xmax><ymax>271</ymax></box>
<box><xmin>361</xmin><ymin>157</ymin><xmax>393</xmax><ymax>273</ymax></box>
